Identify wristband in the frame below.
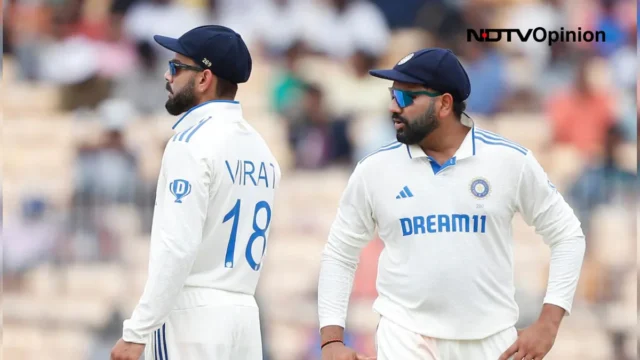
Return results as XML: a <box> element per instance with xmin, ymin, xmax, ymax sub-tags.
<box><xmin>321</xmin><ymin>339</ymin><xmax>343</xmax><ymax>349</ymax></box>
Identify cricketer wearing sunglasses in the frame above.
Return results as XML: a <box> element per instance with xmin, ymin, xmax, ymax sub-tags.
<box><xmin>317</xmin><ymin>48</ymin><xmax>585</xmax><ymax>360</ymax></box>
<box><xmin>111</xmin><ymin>25</ymin><xmax>281</xmax><ymax>360</ymax></box>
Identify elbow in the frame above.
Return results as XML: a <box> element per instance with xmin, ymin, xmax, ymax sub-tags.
<box><xmin>549</xmin><ymin>232</ymin><xmax>585</xmax><ymax>257</ymax></box>
<box><xmin>321</xmin><ymin>237</ymin><xmax>359</xmax><ymax>270</ymax></box>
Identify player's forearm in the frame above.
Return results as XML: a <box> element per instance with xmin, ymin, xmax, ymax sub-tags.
<box><xmin>537</xmin><ymin>303</ymin><xmax>565</xmax><ymax>329</ymax></box>
<box><xmin>123</xmin><ymin>247</ymin><xmax>198</xmax><ymax>343</ymax></box>
<box><xmin>320</xmin><ymin>325</ymin><xmax>345</xmax><ymax>343</ymax></box>
<box><xmin>543</xmin><ymin>234</ymin><xmax>585</xmax><ymax>315</ymax></box>
<box><xmin>317</xmin><ymin>247</ymin><xmax>358</xmax><ymax>329</ymax></box>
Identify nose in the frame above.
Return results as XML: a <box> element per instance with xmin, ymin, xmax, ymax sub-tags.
<box><xmin>164</xmin><ymin>69</ymin><xmax>172</xmax><ymax>82</ymax></box>
<box><xmin>389</xmin><ymin>98</ymin><xmax>401</xmax><ymax>114</ymax></box>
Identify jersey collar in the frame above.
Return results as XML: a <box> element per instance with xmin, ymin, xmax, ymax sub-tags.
<box><xmin>406</xmin><ymin>112</ymin><xmax>477</xmax><ymax>160</ymax></box>
<box><xmin>172</xmin><ymin>100</ymin><xmax>242</xmax><ymax>133</ymax></box>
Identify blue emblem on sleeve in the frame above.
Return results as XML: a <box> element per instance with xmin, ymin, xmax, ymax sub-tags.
<box><xmin>170</xmin><ymin>179</ymin><xmax>192</xmax><ymax>203</ymax></box>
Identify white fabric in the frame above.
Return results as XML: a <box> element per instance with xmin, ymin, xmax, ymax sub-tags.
<box><xmin>298</xmin><ymin>0</ymin><xmax>390</xmax><ymax>58</ymax></box>
<box><xmin>216</xmin><ymin>0</ymin><xmax>309</xmax><ymax>50</ymax></box>
<box><xmin>38</xmin><ymin>36</ymin><xmax>100</xmax><ymax>85</ymax></box>
<box><xmin>124</xmin><ymin>101</ymin><xmax>281</xmax><ymax>345</ymax></box>
<box><xmin>318</xmin><ymin>115</ymin><xmax>585</xmax><ymax>340</ymax></box>
<box><xmin>123</xmin><ymin>2</ymin><xmax>208</xmax><ymax>56</ymax></box>
<box><xmin>376</xmin><ymin>316</ymin><xmax>518</xmax><ymax>360</ymax></box>
<box><xmin>144</xmin><ymin>288</ymin><xmax>262</xmax><ymax>360</ymax></box>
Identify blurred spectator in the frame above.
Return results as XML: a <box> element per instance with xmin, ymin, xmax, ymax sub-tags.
<box><xmin>112</xmin><ymin>40</ymin><xmax>168</xmax><ymax>115</ymax></box>
<box><xmin>608</xmin><ymin>25</ymin><xmax>636</xmax><ymax>93</ymax></box>
<box><xmin>339</xmin><ymin>49</ymin><xmax>389</xmax><ymax>117</ymax></box>
<box><xmin>73</xmin><ymin>99</ymin><xmax>140</xmax><ymax>207</ymax></box>
<box><xmin>375</xmin><ymin>0</ymin><xmax>441</xmax><ymax>30</ymax></box>
<box><xmin>460</xmin><ymin>42</ymin><xmax>508</xmax><ymax>116</ymax></box>
<box><xmin>534</xmin><ymin>42</ymin><xmax>579</xmax><ymax>102</ymax></box>
<box><xmin>6</xmin><ymin>0</ymin><xmax>55</xmax><ymax>81</ymax></box>
<box><xmin>93</xmin><ymin>5</ymin><xmax>138</xmax><ymax>80</ymax></box>
<box><xmin>321</xmin><ymin>48</ymin><xmax>395</xmax><ymax>162</ymax></box>
<box><xmin>301</xmin><ymin>0</ymin><xmax>390</xmax><ymax>60</ymax></box>
<box><xmin>87</xmin><ymin>310</ymin><xmax>128</xmax><ymax>360</ymax></box>
<box><xmin>568</xmin><ymin>124</ymin><xmax>636</xmax><ymax>241</ymax></box>
<box><xmin>546</xmin><ymin>55</ymin><xmax>615</xmax><ymax>158</ymax></box>
<box><xmin>123</xmin><ymin>0</ymin><xmax>208</xmax><ymax>58</ymax></box>
<box><xmin>69</xmin><ymin>99</ymin><xmax>141</xmax><ymax>258</ymax></box>
<box><xmin>321</xmin><ymin>48</ymin><xmax>389</xmax><ymax>119</ymax></box>
<box><xmin>593</xmin><ymin>0</ymin><xmax>629</xmax><ymax>58</ymax></box>
<box><xmin>38</xmin><ymin>10</ymin><xmax>112</xmax><ymax>110</ymax></box>
<box><xmin>414</xmin><ymin>0</ymin><xmax>467</xmax><ymax>52</ymax></box>
<box><xmin>270</xmin><ymin>40</ymin><xmax>308</xmax><ymax>117</ymax></box>
<box><xmin>218</xmin><ymin>0</ymin><xmax>310</xmax><ymax>57</ymax></box>
<box><xmin>3</xmin><ymin>196</ymin><xmax>61</xmax><ymax>291</ymax></box>
<box><xmin>502</xmin><ymin>0</ymin><xmax>565</xmax><ymax>77</ymax></box>
<box><xmin>285</xmin><ymin>83</ymin><xmax>353</xmax><ymax>169</ymax></box>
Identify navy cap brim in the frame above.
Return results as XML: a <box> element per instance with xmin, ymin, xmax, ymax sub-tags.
<box><xmin>369</xmin><ymin>69</ymin><xmax>424</xmax><ymax>84</ymax></box>
<box><xmin>153</xmin><ymin>35</ymin><xmax>188</xmax><ymax>56</ymax></box>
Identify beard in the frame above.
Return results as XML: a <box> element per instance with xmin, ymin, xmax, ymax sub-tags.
<box><xmin>165</xmin><ymin>78</ymin><xmax>197</xmax><ymax>116</ymax></box>
<box><xmin>394</xmin><ymin>101</ymin><xmax>440</xmax><ymax>145</ymax></box>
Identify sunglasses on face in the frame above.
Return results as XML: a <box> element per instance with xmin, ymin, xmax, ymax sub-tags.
<box><xmin>168</xmin><ymin>60</ymin><xmax>204</xmax><ymax>76</ymax></box>
<box><xmin>389</xmin><ymin>87</ymin><xmax>442</xmax><ymax>108</ymax></box>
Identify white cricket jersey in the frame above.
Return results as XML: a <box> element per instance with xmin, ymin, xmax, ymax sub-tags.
<box><xmin>318</xmin><ymin>114</ymin><xmax>585</xmax><ymax>340</ymax></box>
<box><xmin>123</xmin><ymin>100</ymin><xmax>281</xmax><ymax>344</ymax></box>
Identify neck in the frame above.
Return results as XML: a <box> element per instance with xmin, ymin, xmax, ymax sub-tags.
<box><xmin>198</xmin><ymin>95</ymin><xmax>235</xmax><ymax>104</ymax></box>
<box><xmin>419</xmin><ymin>119</ymin><xmax>469</xmax><ymax>158</ymax></box>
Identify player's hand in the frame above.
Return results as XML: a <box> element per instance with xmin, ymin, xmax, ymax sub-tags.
<box><xmin>321</xmin><ymin>341</ymin><xmax>376</xmax><ymax>360</ymax></box>
<box><xmin>110</xmin><ymin>338</ymin><xmax>145</xmax><ymax>360</ymax></box>
<box><xmin>498</xmin><ymin>320</ymin><xmax>558</xmax><ymax>360</ymax></box>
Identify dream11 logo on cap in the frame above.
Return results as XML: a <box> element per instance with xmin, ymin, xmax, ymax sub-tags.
<box><xmin>467</xmin><ymin>27</ymin><xmax>606</xmax><ymax>46</ymax></box>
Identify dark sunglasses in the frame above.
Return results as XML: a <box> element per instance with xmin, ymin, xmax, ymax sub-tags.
<box><xmin>389</xmin><ymin>87</ymin><xmax>441</xmax><ymax>108</ymax></box>
<box><xmin>168</xmin><ymin>60</ymin><xmax>204</xmax><ymax>76</ymax></box>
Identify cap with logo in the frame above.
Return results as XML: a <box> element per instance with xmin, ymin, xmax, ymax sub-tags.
<box><xmin>153</xmin><ymin>25</ymin><xmax>252</xmax><ymax>84</ymax></box>
<box><xmin>369</xmin><ymin>48</ymin><xmax>471</xmax><ymax>102</ymax></box>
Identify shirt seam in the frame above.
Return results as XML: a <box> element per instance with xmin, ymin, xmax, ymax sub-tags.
<box><xmin>359</xmin><ymin>166</ymin><xmax>376</xmax><ymax>224</ymax></box>
<box><xmin>514</xmin><ymin>153</ymin><xmax>530</xmax><ymax>212</ymax></box>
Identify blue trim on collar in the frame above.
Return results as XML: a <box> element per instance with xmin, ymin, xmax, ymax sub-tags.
<box><xmin>406</xmin><ymin>144</ymin><xmax>412</xmax><ymax>159</ymax></box>
<box><xmin>472</xmin><ymin>126</ymin><xmax>476</xmax><ymax>155</ymax></box>
<box><xmin>428</xmin><ymin>156</ymin><xmax>457</xmax><ymax>175</ymax></box>
<box><xmin>172</xmin><ymin>100</ymin><xmax>240</xmax><ymax>129</ymax></box>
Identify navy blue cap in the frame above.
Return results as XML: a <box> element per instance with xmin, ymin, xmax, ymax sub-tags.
<box><xmin>369</xmin><ymin>48</ymin><xmax>471</xmax><ymax>102</ymax></box>
<box><xmin>154</xmin><ymin>25</ymin><xmax>252</xmax><ymax>84</ymax></box>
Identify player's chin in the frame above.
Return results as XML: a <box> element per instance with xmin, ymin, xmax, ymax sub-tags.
<box><xmin>165</xmin><ymin>101</ymin><xmax>185</xmax><ymax>116</ymax></box>
<box><xmin>396</xmin><ymin>132</ymin><xmax>410</xmax><ymax>144</ymax></box>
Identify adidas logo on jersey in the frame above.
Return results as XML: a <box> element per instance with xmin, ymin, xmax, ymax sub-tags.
<box><xmin>396</xmin><ymin>186</ymin><xmax>414</xmax><ymax>199</ymax></box>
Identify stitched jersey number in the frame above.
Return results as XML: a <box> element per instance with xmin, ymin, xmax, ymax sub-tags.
<box><xmin>223</xmin><ymin>199</ymin><xmax>272</xmax><ymax>271</ymax></box>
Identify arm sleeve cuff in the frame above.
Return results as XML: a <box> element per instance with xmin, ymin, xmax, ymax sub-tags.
<box><xmin>319</xmin><ymin>317</ymin><xmax>347</xmax><ymax>330</ymax></box>
<box><xmin>122</xmin><ymin>322</ymin><xmax>150</xmax><ymax>344</ymax></box>
<box><xmin>542</xmin><ymin>297</ymin><xmax>573</xmax><ymax>316</ymax></box>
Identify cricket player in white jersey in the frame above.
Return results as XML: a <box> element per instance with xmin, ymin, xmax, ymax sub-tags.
<box><xmin>110</xmin><ymin>25</ymin><xmax>281</xmax><ymax>360</ymax></box>
<box><xmin>317</xmin><ymin>48</ymin><xmax>586</xmax><ymax>360</ymax></box>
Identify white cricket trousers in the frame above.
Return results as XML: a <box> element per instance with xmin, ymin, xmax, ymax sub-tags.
<box><xmin>145</xmin><ymin>288</ymin><xmax>262</xmax><ymax>360</ymax></box>
<box><xmin>376</xmin><ymin>316</ymin><xmax>518</xmax><ymax>360</ymax></box>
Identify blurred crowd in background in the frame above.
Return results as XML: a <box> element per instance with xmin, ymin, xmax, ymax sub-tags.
<box><xmin>2</xmin><ymin>0</ymin><xmax>638</xmax><ymax>359</ymax></box>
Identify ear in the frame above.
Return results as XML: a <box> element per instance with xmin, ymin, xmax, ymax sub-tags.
<box><xmin>439</xmin><ymin>93</ymin><xmax>454</xmax><ymax>117</ymax></box>
<box><xmin>198</xmin><ymin>69</ymin><xmax>216</xmax><ymax>92</ymax></box>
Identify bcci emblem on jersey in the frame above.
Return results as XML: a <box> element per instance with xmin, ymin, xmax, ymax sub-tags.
<box><xmin>170</xmin><ymin>179</ymin><xmax>192</xmax><ymax>203</ymax></box>
<box><xmin>470</xmin><ymin>177</ymin><xmax>491</xmax><ymax>199</ymax></box>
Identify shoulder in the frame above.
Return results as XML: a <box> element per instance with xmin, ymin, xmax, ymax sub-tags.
<box><xmin>166</xmin><ymin>117</ymin><xmax>219</xmax><ymax>160</ymax></box>
<box><xmin>357</xmin><ymin>141</ymin><xmax>407</xmax><ymax>167</ymax></box>
<box><xmin>473</xmin><ymin>127</ymin><xmax>529</xmax><ymax>160</ymax></box>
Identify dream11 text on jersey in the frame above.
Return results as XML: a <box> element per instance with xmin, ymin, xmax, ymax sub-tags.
<box><xmin>400</xmin><ymin>214</ymin><xmax>488</xmax><ymax>235</ymax></box>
